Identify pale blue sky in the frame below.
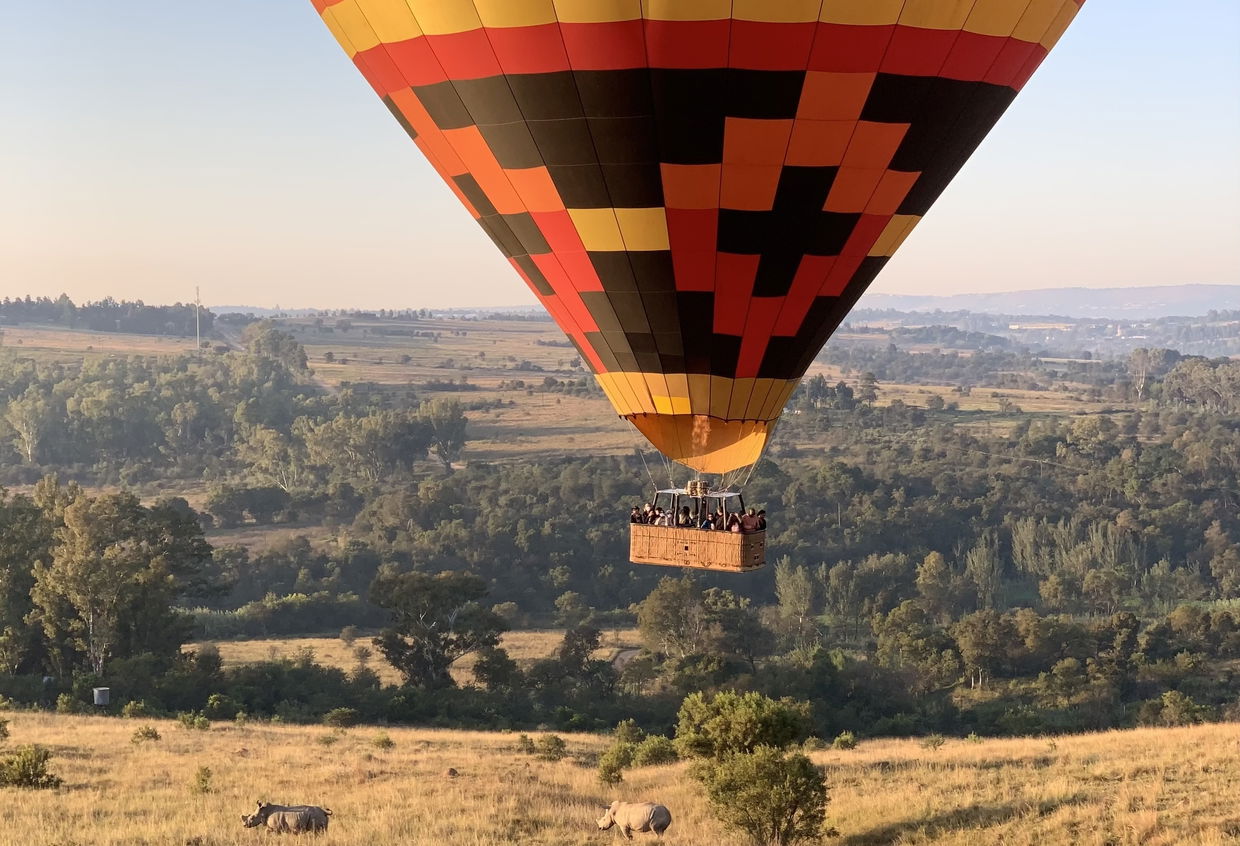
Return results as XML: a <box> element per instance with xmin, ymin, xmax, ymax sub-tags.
<box><xmin>1</xmin><ymin>1</ymin><xmax>1237</xmax><ymax>309</ymax></box>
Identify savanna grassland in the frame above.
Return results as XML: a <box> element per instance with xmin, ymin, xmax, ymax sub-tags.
<box><xmin>1</xmin><ymin>713</ymin><xmax>1235</xmax><ymax>846</ymax></box>
<box><xmin>193</xmin><ymin>628</ymin><xmax>642</xmax><ymax>687</ymax></box>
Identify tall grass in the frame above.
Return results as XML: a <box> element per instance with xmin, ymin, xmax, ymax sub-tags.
<box><xmin>0</xmin><ymin>713</ymin><xmax>1233</xmax><ymax>845</ymax></box>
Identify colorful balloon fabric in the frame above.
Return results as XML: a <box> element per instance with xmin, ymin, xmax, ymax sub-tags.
<box><xmin>312</xmin><ymin>0</ymin><xmax>1084</xmax><ymax>473</ymax></box>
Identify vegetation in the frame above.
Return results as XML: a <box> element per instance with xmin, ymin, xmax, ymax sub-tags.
<box><xmin>0</xmin><ymin>314</ymin><xmax>1236</xmax><ymax>741</ymax></box>
<box><xmin>694</xmin><ymin>746</ymin><xmax>829</xmax><ymax>846</ymax></box>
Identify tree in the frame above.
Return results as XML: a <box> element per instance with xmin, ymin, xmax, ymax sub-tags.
<box><xmin>774</xmin><ymin>557</ymin><xmax>819</xmax><ymax>651</ymax></box>
<box><xmin>636</xmin><ymin>576</ymin><xmax>713</xmax><ymax>659</ymax></box>
<box><xmin>675</xmin><ymin>691</ymin><xmax>811</xmax><ymax>759</ymax></box>
<box><xmin>0</xmin><ymin>490</ymin><xmax>55</xmax><ymax>673</ymax></box>
<box><xmin>915</xmin><ymin>551</ymin><xmax>954</xmax><ymax>622</ymax></box>
<box><xmin>5</xmin><ymin>387</ymin><xmax>49</xmax><ymax>463</ymax></box>
<box><xmin>857</xmin><ymin>372</ymin><xmax>879</xmax><ymax>403</ymax></box>
<box><xmin>370</xmin><ymin>570</ymin><xmax>506</xmax><ymax>687</ymax></box>
<box><xmin>31</xmin><ymin>494</ymin><xmax>147</xmax><ymax>674</ymax></box>
<box><xmin>242</xmin><ymin>321</ymin><xmax>309</xmax><ymax>372</ymax></box>
<box><xmin>418</xmin><ymin>400</ymin><xmax>468</xmax><ymax>472</ymax></box>
<box><xmin>29</xmin><ymin>492</ymin><xmax>211</xmax><ymax>674</ymax></box>
<box><xmin>695</xmin><ymin>747</ymin><xmax>829</xmax><ymax>846</ymax></box>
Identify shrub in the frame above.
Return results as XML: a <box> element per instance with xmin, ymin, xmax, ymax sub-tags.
<box><xmin>178</xmin><ymin>711</ymin><xmax>210</xmax><ymax>731</ymax></box>
<box><xmin>831</xmin><ymin>731</ymin><xmax>857</xmax><ymax>751</ymax></box>
<box><xmin>204</xmin><ymin>693</ymin><xmax>241</xmax><ymax>721</ymax></box>
<box><xmin>131</xmin><ymin>726</ymin><xmax>161</xmax><ymax>744</ymax></box>
<box><xmin>372</xmin><ymin>732</ymin><xmax>395</xmax><ymax>750</ymax></box>
<box><xmin>534</xmin><ymin>734</ymin><xmax>568</xmax><ymax>761</ymax></box>
<box><xmin>631</xmin><ymin>735</ymin><xmax>678</xmax><ymax>767</ymax></box>
<box><xmin>675</xmin><ymin>691</ymin><xmax>812</xmax><ymax>759</ymax></box>
<box><xmin>920</xmin><ymin>733</ymin><xmax>946</xmax><ymax>752</ymax></box>
<box><xmin>614</xmin><ymin>718</ymin><xmax>645</xmax><ymax>745</ymax></box>
<box><xmin>966</xmin><ymin>732</ymin><xmax>982</xmax><ymax>743</ymax></box>
<box><xmin>192</xmin><ymin>765</ymin><xmax>213</xmax><ymax>794</ymax></box>
<box><xmin>323</xmin><ymin>707</ymin><xmax>361</xmax><ymax>729</ymax></box>
<box><xmin>801</xmin><ymin>736</ymin><xmax>827</xmax><ymax>752</ymax></box>
<box><xmin>340</xmin><ymin>625</ymin><xmax>360</xmax><ymax>646</ymax></box>
<box><xmin>121</xmin><ymin>700</ymin><xmax>151</xmax><ymax>719</ymax></box>
<box><xmin>0</xmin><ymin>717</ymin><xmax>8</xmax><ymax>741</ymax></box>
<box><xmin>597</xmin><ymin>742</ymin><xmax>634</xmax><ymax>785</ymax></box>
<box><xmin>234</xmin><ymin>711</ymin><xmax>250</xmax><ymax>727</ymax></box>
<box><xmin>515</xmin><ymin>734</ymin><xmax>536</xmax><ymax>754</ymax></box>
<box><xmin>695</xmin><ymin>747</ymin><xmax>828</xmax><ymax>846</ymax></box>
<box><xmin>55</xmin><ymin>693</ymin><xmax>82</xmax><ymax>715</ymax></box>
<box><xmin>317</xmin><ymin>733</ymin><xmax>341</xmax><ymax>747</ymax></box>
<box><xmin>0</xmin><ymin>746</ymin><xmax>63</xmax><ymax>789</ymax></box>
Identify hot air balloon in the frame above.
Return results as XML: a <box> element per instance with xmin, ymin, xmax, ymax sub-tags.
<box><xmin>311</xmin><ymin>0</ymin><xmax>1084</xmax><ymax>570</ymax></box>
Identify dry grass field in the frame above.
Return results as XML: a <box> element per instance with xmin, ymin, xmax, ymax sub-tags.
<box><xmin>192</xmin><ymin>629</ymin><xmax>642</xmax><ymax>687</ymax></box>
<box><xmin>0</xmin><ymin>714</ymin><xmax>1234</xmax><ymax>846</ymax></box>
<box><xmin>0</xmin><ymin>325</ymin><xmax>200</xmax><ymax>361</ymax></box>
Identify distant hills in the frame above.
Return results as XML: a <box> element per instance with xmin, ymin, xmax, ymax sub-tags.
<box><xmin>857</xmin><ymin>284</ymin><xmax>1240</xmax><ymax>319</ymax></box>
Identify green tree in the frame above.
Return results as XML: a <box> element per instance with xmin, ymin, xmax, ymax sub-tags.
<box><xmin>675</xmin><ymin>691</ymin><xmax>812</xmax><ymax>760</ymax></box>
<box><xmin>5</xmin><ymin>387</ymin><xmax>49</xmax><ymax>463</ymax></box>
<box><xmin>694</xmin><ymin>747</ymin><xmax>829</xmax><ymax>846</ymax></box>
<box><xmin>370</xmin><ymin>570</ymin><xmax>506</xmax><ymax>687</ymax></box>
<box><xmin>418</xmin><ymin>399</ymin><xmax>468</xmax><ymax>473</ymax></box>
<box><xmin>31</xmin><ymin>494</ymin><xmax>146</xmax><ymax>674</ymax></box>
<box><xmin>242</xmin><ymin>321</ymin><xmax>309</xmax><ymax>372</ymax></box>
<box><xmin>774</xmin><ymin>556</ymin><xmax>819</xmax><ymax>652</ymax></box>
<box><xmin>637</xmin><ymin>576</ymin><xmax>713</xmax><ymax>659</ymax></box>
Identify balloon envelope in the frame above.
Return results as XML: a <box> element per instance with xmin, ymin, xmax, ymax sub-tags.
<box><xmin>312</xmin><ymin>0</ymin><xmax>1084</xmax><ymax>472</ymax></box>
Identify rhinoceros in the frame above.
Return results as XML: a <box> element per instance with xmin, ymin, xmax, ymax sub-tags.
<box><xmin>241</xmin><ymin>801</ymin><xmax>332</xmax><ymax>834</ymax></box>
<box><xmin>596</xmin><ymin>801</ymin><xmax>672</xmax><ymax>839</ymax></box>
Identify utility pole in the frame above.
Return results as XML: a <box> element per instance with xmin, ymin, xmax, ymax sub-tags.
<box><xmin>195</xmin><ymin>286</ymin><xmax>201</xmax><ymax>358</ymax></box>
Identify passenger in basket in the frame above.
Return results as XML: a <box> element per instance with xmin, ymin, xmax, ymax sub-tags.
<box><xmin>740</xmin><ymin>508</ymin><xmax>759</xmax><ymax>533</ymax></box>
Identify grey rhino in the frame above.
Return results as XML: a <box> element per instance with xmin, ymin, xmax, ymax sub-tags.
<box><xmin>597</xmin><ymin>801</ymin><xmax>672</xmax><ymax>839</ymax></box>
<box><xmin>241</xmin><ymin>801</ymin><xmax>332</xmax><ymax>834</ymax></box>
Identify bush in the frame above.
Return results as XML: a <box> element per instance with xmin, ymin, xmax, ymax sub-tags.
<box><xmin>234</xmin><ymin>712</ymin><xmax>250</xmax><ymax>727</ymax></box>
<box><xmin>534</xmin><ymin>734</ymin><xmax>568</xmax><ymax>761</ymax></box>
<box><xmin>831</xmin><ymin>731</ymin><xmax>857</xmax><ymax>751</ymax></box>
<box><xmin>0</xmin><ymin>746</ymin><xmax>63</xmax><ymax>789</ymax></box>
<box><xmin>675</xmin><ymin>691</ymin><xmax>812</xmax><ymax>759</ymax></box>
<box><xmin>966</xmin><ymin>732</ymin><xmax>982</xmax><ymax>743</ymax></box>
<box><xmin>614</xmin><ymin>718</ymin><xmax>645</xmax><ymax>745</ymax></box>
<box><xmin>631</xmin><ymin>735</ymin><xmax>678</xmax><ymax>767</ymax></box>
<box><xmin>340</xmin><ymin>625</ymin><xmax>360</xmax><ymax>646</ymax></box>
<box><xmin>317</xmin><ymin>733</ymin><xmax>341</xmax><ymax>747</ymax></box>
<box><xmin>323</xmin><ymin>707</ymin><xmax>361</xmax><ymax>729</ymax></box>
<box><xmin>178</xmin><ymin>711</ymin><xmax>210</xmax><ymax>731</ymax></box>
<box><xmin>55</xmin><ymin>693</ymin><xmax>82</xmax><ymax>715</ymax></box>
<box><xmin>695</xmin><ymin>748</ymin><xmax>828</xmax><ymax>846</ymax></box>
<box><xmin>121</xmin><ymin>700</ymin><xmax>151</xmax><ymax>719</ymax></box>
<box><xmin>204</xmin><ymin>693</ymin><xmax>241</xmax><ymax>721</ymax></box>
<box><xmin>920</xmin><ymin>733</ymin><xmax>946</xmax><ymax>752</ymax></box>
<box><xmin>515</xmin><ymin>734</ymin><xmax>536</xmax><ymax>754</ymax></box>
<box><xmin>0</xmin><ymin>717</ymin><xmax>8</xmax><ymax>741</ymax></box>
<box><xmin>192</xmin><ymin>765</ymin><xmax>213</xmax><ymax>794</ymax></box>
<box><xmin>131</xmin><ymin>726</ymin><xmax>161</xmax><ymax>744</ymax></box>
<box><xmin>597</xmin><ymin>742</ymin><xmax>634</xmax><ymax>785</ymax></box>
<box><xmin>372</xmin><ymin>732</ymin><xmax>395</xmax><ymax>750</ymax></box>
<box><xmin>801</xmin><ymin>736</ymin><xmax>827</xmax><ymax>752</ymax></box>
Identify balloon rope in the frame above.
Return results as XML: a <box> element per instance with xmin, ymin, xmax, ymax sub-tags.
<box><xmin>637</xmin><ymin>447</ymin><xmax>658</xmax><ymax>496</ymax></box>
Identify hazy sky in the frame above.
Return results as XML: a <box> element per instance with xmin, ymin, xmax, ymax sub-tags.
<box><xmin>2</xmin><ymin>1</ymin><xmax>1237</xmax><ymax>310</ymax></box>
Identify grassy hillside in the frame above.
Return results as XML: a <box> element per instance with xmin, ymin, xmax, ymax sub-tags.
<box><xmin>0</xmin><ymin>713</ymin><xmax>1233</xmax><ymax>845</ymax></box>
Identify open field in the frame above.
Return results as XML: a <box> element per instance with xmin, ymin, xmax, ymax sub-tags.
<box><xmin>192</xmin><ymin>629</ymin><xmax>643</xmax><ymax>687</ymax></box>
<box><xmin>2</xmin><ymin>318</ymin><xmax>1132</xmax><ymax>469</ymax></box>
<box><xmin>0</xmin><ymin>713</ymin><xmax>1234</xmax><ymax>845</ymax></box>
<box><xmin>0</xmin><ymin>325</ymin><xmax>200</xmax><ymax>361</ymax></box>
